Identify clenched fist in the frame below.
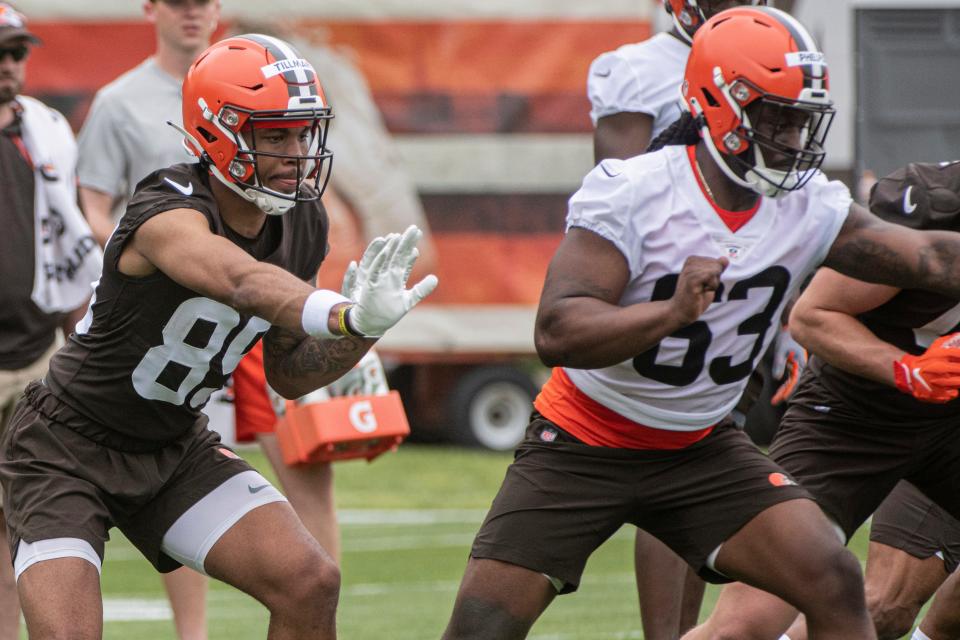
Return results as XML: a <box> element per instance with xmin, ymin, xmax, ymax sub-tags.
<box><xmin>669</xmin><ymin>256</ymin><xmax>729</xmax><ymax>325</ymax></box>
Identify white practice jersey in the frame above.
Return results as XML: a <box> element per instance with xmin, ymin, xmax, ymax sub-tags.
<box><xmin>564</xmin><ymin>145</ymin><xmax>852</xmax><ymax>430</ymax></box>
<box><xmin>587</xmin><ymin>32</ymin><xmax>689</xmax><ymax>138</ymax></box>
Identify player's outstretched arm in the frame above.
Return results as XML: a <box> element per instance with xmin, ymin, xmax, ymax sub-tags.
<box><xmin>535</xmin><ymin>227</ymin><xmax>727</xmax><ymax>369</ymax></box>
<box><xmin>819</xmin><ymin>204</ymin><xmax>960</xmax><ymax>402</ymax></box>
<box><xmin>264</xmin><ymin>226</ymin><xmax>438</xmax><ymax>398</ymax></box>
<box><xmin>128</xmin><ymin>212</ymin><xmax>436</xmax><ymax>397</ymax></box>
<box><xmin>128</xmin><ymin>208</ymin><xmax>339</xmax><ymax>332</ymax></box>
<box><xmin>263</xmin><ymin>325</ymin><xmax>375</xmax><ymax>399</ymax></box>
<box><xmin>260</xmin><ymin>237</ymin><xmax>383</xmax><ymax>399</ymax></box>
<box><xmin>824</xmin><ymin>202</ymin><xmax>960</xmax><ymax>298</ymax></box>
<box><xmin>788</xmin><ymin>267</ymin><xmax>901</xmax><ymax>385</ymax></box>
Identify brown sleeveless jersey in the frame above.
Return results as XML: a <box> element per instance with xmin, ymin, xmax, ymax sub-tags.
<box><xmin>813</xmin><ymin>161</ymin><xmax>960</xmax><ymax>422</ymax></box>
<box><xmin>45</xmin><ymin>163</ymin><xmax>329</xmax><ymax>449</ymax></box>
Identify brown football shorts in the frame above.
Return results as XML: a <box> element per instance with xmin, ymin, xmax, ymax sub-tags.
<box><xmin>470</xmin><ymin>412</ymin><xmax>810</xmax><ymax>592</ymax></box>
<box><xmin>769</xmin><ymin>373</ymin><xmax>960</xmax><ymax>542</ymax></box>
<box><xmin>0</xmin><ymin>381</ymin><xmax>253</xmax><ymax>572</ymax></box>
<box><xmin>870</xmin><ymin>480</ymin><xmax>960</xmax><ymax>573</ymax></box>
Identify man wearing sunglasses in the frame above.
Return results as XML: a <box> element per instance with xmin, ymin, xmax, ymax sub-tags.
<box><xmin>76</xmin><ymin>3</ymin><xmax>220</xmax><ymax>638</ymax></box>
<box><xmin>0</xmin><ymin>4</ymin><xmax>100</xmax><ymax>640</ymax></box>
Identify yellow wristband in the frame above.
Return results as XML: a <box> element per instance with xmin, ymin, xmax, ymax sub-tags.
<box><xmin>338</xmin><ymin>304</ymin><xmax>359</xmax><ymax>337</ymax></box>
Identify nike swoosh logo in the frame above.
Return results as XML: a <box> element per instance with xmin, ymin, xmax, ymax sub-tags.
<box><xmin>164</xmin><ymin>176</ymin><xmax>194</xmax><ymax>196</ymax></box>
<box><xmin>593</xmin><ymin>69</ymin><xmax>612</xmax><ymax>78</ymax></box>
<box><xmin>902</xmin><ymin>185</ymin><xmax>917</xmax><ymax>215</ymax></box>
<box><xmin>248</xmin><ymin>484</ymin><xmax>270</xmax><ymax>494</ymax></box>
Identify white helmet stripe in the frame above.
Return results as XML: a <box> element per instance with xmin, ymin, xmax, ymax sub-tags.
<box><xmin>244</xmin><ymin>33</ymin><xmax>316</xmax><ymax>99</ymax></box>
<box><xmin>756</xmin><ymin>7</ymin><xmax>825</xmax><ymax>92</ymax></box>
<box><xmin>777</xmin><ymin>9</ymin><xmax>824</xmax><ymax>91</ymax></box>
<box><xmin>259</xmin><ymin>34</ymin><xmax>313</xmax><ymax>98</ymax></box>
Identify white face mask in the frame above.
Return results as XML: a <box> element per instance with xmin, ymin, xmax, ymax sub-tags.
<box><xmin>234</xmin><ymin>184</ymin><xmax>297</xmax><ymax>216</ymax></box>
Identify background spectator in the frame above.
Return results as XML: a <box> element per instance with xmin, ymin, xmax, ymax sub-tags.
<box><xmin>0</xmin><ymin>3</ymin><xmax>100</xmax><ymax>638</ymax></box>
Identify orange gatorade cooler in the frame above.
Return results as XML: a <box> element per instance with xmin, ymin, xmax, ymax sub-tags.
<box><xmin>275</xmin><ymin>350</ymin><xmax>410</xmax><ymax>464</ymax></box>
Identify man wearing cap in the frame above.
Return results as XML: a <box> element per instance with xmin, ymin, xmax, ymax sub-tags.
<box><xmin>0</xmin><ymin>4</ymin><xmax>100</xmax><ymax>639</ymax></box>
<box><xmin>75</xmin><ymin>2</ymin><xmax>219</xmax><ymax>638</ymax></box>
<box><xmin>78</xmin><ymin>0</ymin><xmax>221</xmax><ymax>246</ymax></box>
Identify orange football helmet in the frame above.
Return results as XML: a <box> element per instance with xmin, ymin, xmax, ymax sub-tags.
<box><xmin>179</xmin><ymin>34</ymin><xmax>334</xmax><ymax>215</ymax></box>
<box><xmin>681</xmin><ymin>7</ymin><xmax>834</xmax><ymax>197</ymax></box>
<box><xmin>664</xmin><ymin>0</ymin><xmax>767</xmax><ymax>44</ymax></box>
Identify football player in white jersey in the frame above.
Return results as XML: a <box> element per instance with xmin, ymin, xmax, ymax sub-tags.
<box><xmin>588</xmin><ymin>3</ymin><xmax>807</xmax><ymax>638</ymax></box>
<box><xmin>589</xmin><ymin>0</ymin><xmax>765</xmax><ymax>162</ymax></box>
<box><xmin>442</xmin><ymin>7</ymin><xmax>960</xmax><ymax>639</ymax></box>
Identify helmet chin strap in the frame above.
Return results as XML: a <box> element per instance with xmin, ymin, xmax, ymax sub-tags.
<box><xmin>733</xmin><ymin>105</ymin><xmax>800</xmax><ymax>198</ymax></box>
<box><xmin>687</xmin><ymin>99</ymin><xmax>789</xmax><ymax>200</ymax></box>
<box><xmin>746</xmin><ymin>167</ymin><xmax>801</xmax><ymax>198</ymax></box>
<box><xmin>707</xmin><ymin>68</ymin><xmax>801</xmax><ymax>199</ymax></box>
<box><xmin>699</xmin><ymin>124</ymin><xmax>767</xmax><ymax>194</ymax></box>
<box><xmin>701</xmin><ymin>128</ymin><xmax>795</xmax><ymax>199</ymax></box>
<box><xmin>167</xmin><ymin>120</ymin><xmax>296</xmax><ymax>215</ymax></box>
<box><xmin>211</xmin><ymin>165</ymin><xmax>296</xmax><ymax>216</ymax></box>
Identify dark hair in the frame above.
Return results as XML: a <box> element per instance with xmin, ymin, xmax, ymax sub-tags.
<box><xmin>645</xmin><ymin>112</ymin><xmax>701</xmax><ymax>152</ymax></box>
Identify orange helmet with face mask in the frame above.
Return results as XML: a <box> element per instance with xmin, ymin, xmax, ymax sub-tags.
<box><xmin>664</xmin><ymin>0</ymin><xmax>767</xmax><ymax>43</ymax></box>
<box><xmin>681</xmin><ymin>6</ymin><xmax>834</xmax><ymax>197</ymax></box>
<box><xmin>178</xmin><ymin>34</ymin><xmax>334</xmax><ymax>215</ymax></box>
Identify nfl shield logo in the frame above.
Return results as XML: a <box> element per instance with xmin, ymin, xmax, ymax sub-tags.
<box><xmin>540</xmin><ymin>427</ymin><xmax>558</xmax><ymax>443</ymax></box>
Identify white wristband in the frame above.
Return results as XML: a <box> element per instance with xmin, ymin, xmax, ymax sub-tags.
<box><xmin>302</xmin><ymin>290</ymin><xmax>351</xmax><ymax>338</ymax></box>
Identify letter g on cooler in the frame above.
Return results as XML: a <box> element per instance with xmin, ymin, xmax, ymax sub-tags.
<box><xmin>348</xmin><ymin>400</ymin><xmax>378</xmax><ymax>433</ymax></box>
<box><xmin>275</xmin><ymin>391</ymin><xmax>410</xmax><ymax>464</ymax></box>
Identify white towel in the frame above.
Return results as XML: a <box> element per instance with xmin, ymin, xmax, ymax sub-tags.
<box><xmin>17</xmin><ymin>95</ymin><xmax>102</xmax><ymax>314</ymax></box>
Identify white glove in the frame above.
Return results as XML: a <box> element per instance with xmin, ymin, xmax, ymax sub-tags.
<box><xmin>341</xmin><ymin>233</ymin><xmax>392</xmax><ymax>298</ymax></box>
<box><xmin>342</xmin><ymin>232</ymin><xmax>418</xmax><ymax>299</ymax></box>
<box><xmin>347</xmin><ymin>225</ymin><xmax>438</xmax><ymax>337</ymax></box>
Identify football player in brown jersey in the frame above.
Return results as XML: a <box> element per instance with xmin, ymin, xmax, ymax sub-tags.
<box><xmin>0</xmin><ymin>34</ymin><xmax>435</xmax><ymax>640</ymax></box>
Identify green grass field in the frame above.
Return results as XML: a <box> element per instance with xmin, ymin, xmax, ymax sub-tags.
<box><xmin>91</xmin><ymin>443</ymin><xmax>876</xmax><ymax>640</ymax></box>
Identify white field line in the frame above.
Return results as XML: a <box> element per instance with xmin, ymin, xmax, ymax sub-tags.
<box><xmin>104</xmin><ymin>573</ymin><xmax>641</xmax><ymax>621</ymax></box>
<box><xmin>102</xmin><ymin>598</ymin><xmax>171</xmax><ymax>622</ymax></box>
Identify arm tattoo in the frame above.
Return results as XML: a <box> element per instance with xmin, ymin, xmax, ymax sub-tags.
<box><xmin>825</xmin><ymin>233</ymin><xmax>912</xmax><ymax>285</ymax></box>
<box><xmin>827</xmin><ymin>214</ymin><xmax>960</xmax><ymax>297</ymax></box>
<box><xmin>263</xmin><ymin>326</ymin><xmax>372</xmax><ymax>385</ymax></box>
<box><xmin>915</xmin><ymin>239</ymin><xmax>960</xmax><ymax>298</ymax></box>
